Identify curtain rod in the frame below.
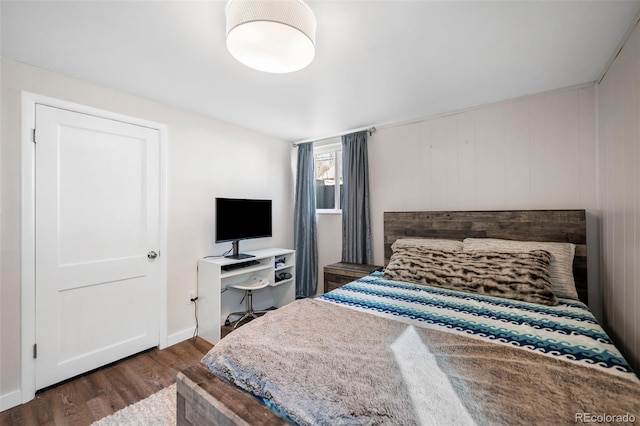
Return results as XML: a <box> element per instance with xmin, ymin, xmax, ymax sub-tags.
<box><xmin>293</xmin><ymin>126</ymin><xmax>376</xmax><ymax>145</ymax></box>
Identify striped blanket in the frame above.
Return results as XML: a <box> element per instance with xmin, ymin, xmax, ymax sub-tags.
<box><xmin>321</xmin><ymin>271</ymin><xmax>637</xmax><ymax>381</ymax></box>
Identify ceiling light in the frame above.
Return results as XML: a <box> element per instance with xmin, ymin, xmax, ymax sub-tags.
<box><xmin>225</xmin><ymin>0</ymin><xmax>317</xmax><ymax>73</ymax></box>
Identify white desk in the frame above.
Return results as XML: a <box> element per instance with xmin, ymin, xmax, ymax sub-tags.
<box><xmin>197</xmin><ymin>248</ymin><xmax>295</xmax><ymax>344</ymax></box>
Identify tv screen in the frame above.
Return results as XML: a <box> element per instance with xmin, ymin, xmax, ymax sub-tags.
<box><xmin>215</xmin><ymin>198</ymin><xmax>272</xmax><ymax>243</ymax></box>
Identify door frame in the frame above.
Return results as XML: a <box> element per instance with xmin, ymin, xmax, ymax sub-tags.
<box><xmin>20</xmin><ymin>92</ymin><xmax>169</xmax><ymax>403</ymax></box>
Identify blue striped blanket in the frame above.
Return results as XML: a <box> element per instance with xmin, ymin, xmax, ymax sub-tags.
<box><xmin>320</xmin><ymin>271</ymin><xmax>637</xmax><ymax>382</ymax></box>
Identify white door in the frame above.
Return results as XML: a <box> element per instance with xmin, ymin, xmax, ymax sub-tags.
<box><xmin>34</xmin><ymin>104</ymin><xmax>161</xmax><ymax>390</ymax></box>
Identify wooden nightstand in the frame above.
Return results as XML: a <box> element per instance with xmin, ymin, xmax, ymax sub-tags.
<box><xmin>323</xmin><ymin>262</ymin><xmax>383</xmax><ymax>293</ymax></box>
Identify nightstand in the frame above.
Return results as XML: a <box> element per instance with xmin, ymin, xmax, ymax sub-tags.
<box><xmin>323</xmin><ymin>262</ymin><xmax>383</xmax><ymax>293</ymax></box>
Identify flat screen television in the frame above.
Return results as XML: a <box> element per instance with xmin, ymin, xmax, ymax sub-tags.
<box><xmin>215</xmin><ymin>197</ymin><xmax>272</xmax><ymax>259</ymax></box>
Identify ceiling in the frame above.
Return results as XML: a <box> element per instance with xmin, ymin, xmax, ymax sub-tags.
<box><xmin>2</xmin><ymin>1</ymin><xmax>639</xmax><ymax>142</ymax></box>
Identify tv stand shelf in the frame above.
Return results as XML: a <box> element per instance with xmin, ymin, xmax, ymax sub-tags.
<box><xmin>221</xmin><ymin>259</ymin><xmax>259</xmax><ymax>271</ymax></box>
<box><xmin>220</xmin><ymin>262</ymin><xmax>271</xmax><ymax>279</ymax></box>
<box><xmin>197</xmin><ymin>248</ymin><xmax>295</xmax><ymax>344</ymax></box>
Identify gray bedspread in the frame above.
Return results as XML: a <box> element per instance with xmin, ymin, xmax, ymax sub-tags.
<box><xmin>202</xmin><ymin>276</ymin><xmax>640</xmax><ymax>425</ymax></box>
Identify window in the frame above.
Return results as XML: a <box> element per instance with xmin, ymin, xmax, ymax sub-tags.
<box><xmin>314</xmin><ymin>143</ymin><xmax>342</xmax><ymax>212</ymax></box>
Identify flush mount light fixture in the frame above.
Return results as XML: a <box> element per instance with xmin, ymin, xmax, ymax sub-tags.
<box><xmin>225</xmin><ymin>0</ymin><xmax>317</xmax><ymax>73</ymax></box>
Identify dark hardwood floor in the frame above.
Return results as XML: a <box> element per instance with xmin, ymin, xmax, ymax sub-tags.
<box><xmin>0</xmin><ymin>337</ymin><xmax>212</xmax><ymax>426</ymax></box>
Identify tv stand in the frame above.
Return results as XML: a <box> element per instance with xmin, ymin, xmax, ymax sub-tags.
<box><xmin>224</xmin><ymin>240</ymin><xmax>255</xmax><ymax>260</ymax></box>
<box><xmin>198</xmin><ymin>248</ymin><xmax>295</xmax><ymax>344</ymax></box>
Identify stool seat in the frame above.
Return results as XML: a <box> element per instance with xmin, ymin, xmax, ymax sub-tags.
<box><xmin>225</xmin><ymin>277</ymin><xmax>270</xmax><ymax>329</ymax></box>
<box><xmin>229</xmin><ymin>277</ymin><xmax>270</xmax><ymax>291</ymax></box>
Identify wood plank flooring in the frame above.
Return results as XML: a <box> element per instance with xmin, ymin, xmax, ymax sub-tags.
<box><xmin>0</xmin><ymin>337</ymin><xmax>212</xmax><ymax>426</ymax></box>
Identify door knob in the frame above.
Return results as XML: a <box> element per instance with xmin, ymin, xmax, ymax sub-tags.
<box><xmin>147</xmin><ymin>251</ymin><xmax>158</xmax><ymax>259</ymax></box>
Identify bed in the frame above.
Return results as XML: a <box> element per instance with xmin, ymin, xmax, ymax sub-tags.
<box><xmin>176</xmin><ymin>210</ymin><xmax>640</xmax><ymax>425</ymax></box>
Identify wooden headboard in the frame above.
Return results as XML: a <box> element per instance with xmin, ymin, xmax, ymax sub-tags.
<box><xmin>383</xmin><ymin>210</ymin><xmax>588</xmax><ymax>304</ymax></box>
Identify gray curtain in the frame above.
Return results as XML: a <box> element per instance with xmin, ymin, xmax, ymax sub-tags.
<box><xmin>294</xmin><ymin>142</ymin><xmax>318</xmax><ymax>298</ymax></box>
<box><xmin>341</xmin><ymin>131</ymin><xmax>373</xmax><ymax>264</ymax></box>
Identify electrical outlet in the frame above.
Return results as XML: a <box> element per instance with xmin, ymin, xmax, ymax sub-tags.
<box><xmin>188</xmin><ymin>290</ymin><xmax>196</xmax><ymax>304</ymax></box>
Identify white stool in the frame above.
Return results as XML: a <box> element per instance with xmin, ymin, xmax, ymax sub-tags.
<box><xmin>225</xmin><ymin>278</ymin><xmax>270</xmax><ymax>329</ymax></box>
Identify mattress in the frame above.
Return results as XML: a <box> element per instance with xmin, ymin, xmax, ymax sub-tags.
<box><xmin>202</xmin><ymin>271</ymin><xmax>640</xmax><ymax>425</ymax></box>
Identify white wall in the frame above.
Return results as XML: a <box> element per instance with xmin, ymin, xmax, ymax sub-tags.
<box><xmin>0</xmin><ymin>58</ymin><xmax>294</xmax><ymax>407</ymax></box>
<box><xmin>597</xmin><ymin>20</ymin><xmax>640</xmax><ymax>373</ymax></box>
<box><xmin>317</xmin><ymin>85</ymin><xmax>599</xmax><ymax>312</ymax></box>
<box><xmin>316</xmin><ymin>213</ymin><xmax>342</xmax><ymax>294</ymax></box>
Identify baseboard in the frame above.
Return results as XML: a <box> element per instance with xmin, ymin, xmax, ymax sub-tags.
<box><xmin>167</xmin><ymin>327</ymin><xmax>197</xmax><ymax>347</ymax></box>
<box><xmin>0</xmin><ymin>389</ymin><xmax>22</xmax><ymax>412</ymax></box>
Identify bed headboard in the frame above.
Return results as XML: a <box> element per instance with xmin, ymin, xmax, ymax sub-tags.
<box><xmin>383</xmin><ymin>210</ymin><xmax>588</xmax><ymax>304</ymax></box>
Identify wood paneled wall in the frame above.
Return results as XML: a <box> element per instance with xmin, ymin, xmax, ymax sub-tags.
<box><xmin>368</xmin><ymin>86</ymin><xmax>596</xmax><ymax>216</ymax></box>
<box><xmin>597</xmin><ymin>20</ymin><xmax>640</xmax><ymax>373</ymax></box>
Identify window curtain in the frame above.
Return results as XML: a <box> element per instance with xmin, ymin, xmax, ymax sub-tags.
<box><xmin>294</xmin><ymin>142</ymin><xmax>318</xmax><ymax>298</ymax></box>
<box><xmin>341</xmin><ymin>131</ymin><xmax>373</xmax><ymax>264</ymax></box>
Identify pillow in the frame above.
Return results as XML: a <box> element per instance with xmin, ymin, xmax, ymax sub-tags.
<box><xmin>391</xmin><ymin>238</ymin><xmax>463</xmax><ymax>252</ymax></box>
<box><xmin>383</xmin><ymin>247</ymin><xmax>558</xmax><ymax>306</ymax></box>
<box><xmin>462</xmin><ymin>238</ymin><xmax>577</xmax><ymax>300</ymax></box>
